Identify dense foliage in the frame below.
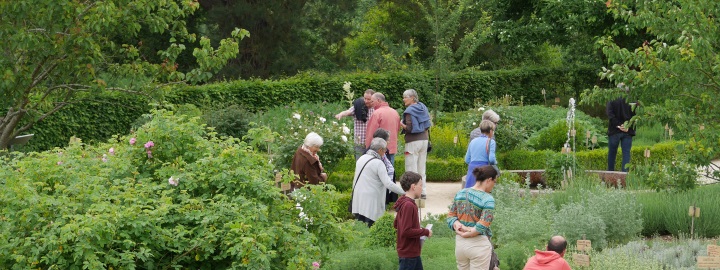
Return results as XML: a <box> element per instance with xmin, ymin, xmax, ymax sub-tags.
<box><xmin>583</xmin><ymin>0</ymin><xmax>720</xmax><ymax>181</ymax></box>
<box><xmin>0</xmin><ymin>0</ymin><xmax>246</xmax><ymax>150</ymax></box>
<box><xmin>0</xmin><ymin>110</ymin><xmax>349</xmax><ymax>269</ymax></box>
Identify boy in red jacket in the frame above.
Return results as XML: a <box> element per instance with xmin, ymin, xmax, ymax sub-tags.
<box><xmin>394</xmin><ymin>171</ymin><xmax>432</xmax><ymax>270</ymax></box>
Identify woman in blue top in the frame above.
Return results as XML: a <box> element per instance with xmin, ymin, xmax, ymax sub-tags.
<box><xmin>464</xmin><ymin>120</ymin><xmax>496</xmax><ymax>188</ymax></box>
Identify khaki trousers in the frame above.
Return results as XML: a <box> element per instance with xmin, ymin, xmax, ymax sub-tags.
<box><xmin>455</xmin><ymin>235</ymin><xmax>492</xmax><ymax>270</ymax></box>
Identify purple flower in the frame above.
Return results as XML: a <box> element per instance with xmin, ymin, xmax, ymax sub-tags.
<box><xmin>129</xmin><ymin>138</ymin><xmax>136</xmax><ymax>145</ymax></box>
<box><xmin>144</xmin><ymin>141</ymin><xmax>154</xmax><ymax>149</ymax></box>
<box><xmin>109</xmin><ymin>148</ymin><xmax>115</xmax><ymax>155</ymax></box>
<box><xmin>147</xmin><ymin>150</ymin><xmax>153</xmax><ymax>158</ymax></box>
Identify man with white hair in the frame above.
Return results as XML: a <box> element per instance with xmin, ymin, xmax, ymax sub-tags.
<box><xmin>335</xmin><ymin>89</ymin><xmax>376</xmax><ymax>159</ymax></box>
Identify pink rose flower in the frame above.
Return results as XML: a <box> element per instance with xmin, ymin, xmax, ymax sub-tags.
<box><xmin>109</xmin><ymin>147</ymin><xmax>115</xmax><ymax>155</ymax></box>
<box><xmin>144</xmin><ymin>141</ymin><xmax>154</xmax><ymax>149</ymax></box>
<box><xmin>312</xmin><ymin>262</ymin><xmax>320</xmax><ymax>269</ymax></box>
<box><xmin>168</xmin><ymin>176</ymin><xmax>179</xmax><ymax>186</ymax></box>
<box><xmin>57</xmin><ymin>161</ymin><xmax>63</xmax><ymax>165</ymax></box>
<box><xmin>147</xmin><ymin>150</ymin><xmax>153</xmax><ymax>158</ymax></box>
<box><xmin>129</xmin><ymin>138</ymin><xmax>136</xmax><ymax>145</ymax></box>
<box><xmin>102</xmin><ymin>154</ymin><xmax>108</xmax><ymax>163</ymax></box>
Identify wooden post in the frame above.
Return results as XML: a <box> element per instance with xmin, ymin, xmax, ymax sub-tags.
<box><xmin>689</xmin><ymin>203</ymin><xmax>700</xmax><ymax>239</ymax></box>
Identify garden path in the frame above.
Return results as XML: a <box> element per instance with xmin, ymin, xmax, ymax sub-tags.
<box><xmin>418</xmin><ymin>181</ymin><xmax>461</xmax><ymax>219</ymax></box>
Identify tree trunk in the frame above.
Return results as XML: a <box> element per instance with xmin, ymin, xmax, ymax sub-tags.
<box><xmin>0</xmin><ymin>111</ymin><xmax>25</xmax><ymax>150</ymax></box>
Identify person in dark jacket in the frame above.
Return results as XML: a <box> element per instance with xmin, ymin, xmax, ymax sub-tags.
<box><xmin>394</xmin><ymin>171</ymin><xmax>432</xmax><ymax>270</ymax></box>
<box><xmin>607</xmin><ymin>83</ymin><xmax>637</xmax><ymax>172</ymax></box>
<box><xmin>290</xmin><ymin>132</ymin><xmax>327</xmax><ymax>190</ymax></box>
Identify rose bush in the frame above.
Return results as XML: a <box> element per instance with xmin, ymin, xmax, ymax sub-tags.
<box><xmin>0</xmin><ymin>109</ymin><xmax>350</xmax><ymax>269</ymax></box>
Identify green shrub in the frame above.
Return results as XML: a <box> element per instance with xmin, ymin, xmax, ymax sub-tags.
<box><xmin>203</xmin><ymin>103</ymin><xmax>252</xmax><ymax>139</ymax></box>
<box><xmin>0</xmin><ymin>109</ymin><xmax>350</xmax><ymax>269</ymax></box>
<box><xmin>419</xmin><ymin>237</ymin><xmax>458</xmax><ymax>270</ymax></box>
<box><xmin>394</xmin><ymin>155</ymin><xmax>467</xmax><ymax>182</ymax></box>
<box><xmin>456</xmin><ymin>105</ymin><xmax>606</xmax><ymax>151</ymax></box>
<box><xmin>366</xmin><ymin>212</ymin><xmax>398</xmax><ymax>248</ymax></box>
<box><xmin>525</xmin><ymin>119</ymin><xmax>600</xmax><ymax>151</ymax></box>
<box><xmin>582</xmin><ymin>188</ymin><xmax>643</xmax><ymax>245</ymax></box>
<box><xmin>553</xmin><ymin>202</ymin><xmax>608</xmax><ymax>250</ymax></box>
<box><xmin>544</xmin><ymin>153</ymin><xmax>584</xmax><ymax>188</ymax></box>
<box><xmin>636</xmin><ymin>184</ymin><xmax>720</xmax><ymax>237</ymax></box>
<box><xmin>499</xmin><ymin>140</ymin><xmax>683</xmax><ymax>172</ymax></box>
<box><xmin>495</xmin><ymin>241</ymin><xmax>538</xmax><ymax>270</ymax></box>
<box><xmin>427</xmin><ymin>122</ymin><xmax>470</xmax><ymax>159</ymax></box>
<box><xmin>24</xmin><ymin>94</ymin><xmax>149</xmax><ymax>152</ymax></box>
<box><xmin>492</xmin><ymin>182</ymin><xmax>555</xmax><ymax>246</ymax></box>
<box><xmin>547</xmin><ymin>179</ymin><xmax>644</xmax><ymax>249</ymax></box>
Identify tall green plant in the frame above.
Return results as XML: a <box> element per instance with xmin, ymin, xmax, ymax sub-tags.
<box><xmin>415</xmin><ymin>0</ymin><xmax>492</xmax><ymax>113</ymax></box>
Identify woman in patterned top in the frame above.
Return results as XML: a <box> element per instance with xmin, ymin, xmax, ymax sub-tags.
<box><xmin>447</xmin><ymin>165</ymin><xmax>498</xmax><ymax>270</ymax></box>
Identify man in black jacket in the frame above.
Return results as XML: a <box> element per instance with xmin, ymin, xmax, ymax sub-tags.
<box><xmin>607</xmin><ymin>83</ymin><xmax>636</xmax><ymax>172</ymax></box>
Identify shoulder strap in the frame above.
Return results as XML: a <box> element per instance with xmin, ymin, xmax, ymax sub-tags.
<box><xmin>350</xmin><ymin>157</ymin><xmax>378</xmax><ymax>202</ymax></box>
<box><xmin>485</xmin><ymin>137</ymin><xmax>491</xmax><ymax>155</ymax></box>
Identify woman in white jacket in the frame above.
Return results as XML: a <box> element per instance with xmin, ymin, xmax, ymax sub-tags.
<box><xmin>351</xmin><ymin>137</ymin><xmax>405</xmax><ymax>227</ymax></box>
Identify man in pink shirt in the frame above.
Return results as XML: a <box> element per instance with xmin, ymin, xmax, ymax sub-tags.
<box><xmin>523</xmin><ymin>235</ymin><xmax>572</xmax><ymax>270</ymax></box>
<box><xmin>365</xmin><ymin>93</ymin><xmax>401</xmax><ymax>165</ymax></box>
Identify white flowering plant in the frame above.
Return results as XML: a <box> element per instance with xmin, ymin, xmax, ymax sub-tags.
<box><xmin>273</xmin><ymin>110</ymin><xmax>353</xmax><ymax>173</ymax></box>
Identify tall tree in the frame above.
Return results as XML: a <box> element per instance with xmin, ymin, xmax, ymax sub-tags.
<box><xmin>0</xmin><ymin>0</ymin><xmax>246</xmax><ymax>149</ymax></box>
<box><xmin>583</xmin><ymin>0</ymin><xmax>720</xmax><ymax>188</ymax></box>
<box><xmin>198</xmin><ymin>0</ymin><xmax>357</xmax><ymax>78</ymax></box>
<box><xmin>415</xmin><ymin>0</ymin><xmax>492</xmax><ymax>112</ymax></box>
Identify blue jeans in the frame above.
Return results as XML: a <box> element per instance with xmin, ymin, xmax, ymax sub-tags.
<box><xmin>399</xmin><ymin>256</ymin><xmax>423</xmax><ymax>270</ymax></box>
<box><xmin>608</xmin><ymin>132</ymin><xmax>632</xmax><ymax>172</ymax></box>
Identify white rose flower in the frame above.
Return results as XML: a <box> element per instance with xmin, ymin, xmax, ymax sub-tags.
<box><xmin>319</xmin><ymin>117</ymin><xmax>326</xmax><ymax>123</ymax></box>
<box><xmin>479</xmin><ymin>107</ymin><xmax>485</xmax><ymax>111</ymax></box>
<box><xmin>293</xmin><ymin>113</ymin><xmax>301</xmax><ymax>120</ymax></box>
<box><xmin>342</xmin><ymin>126</ymin><xmax>351</xmax><ymax>135</ymax></box>
<box><xmin>341</xmin><ymin>135</ymin><xmax>348</xmax><ymax>142</ymax></box>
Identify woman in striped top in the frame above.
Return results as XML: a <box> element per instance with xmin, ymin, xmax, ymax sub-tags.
<box><xmin>447</xmin><ymin>165</ymin><xmax>498</xmax><ymax>270</ymax></box>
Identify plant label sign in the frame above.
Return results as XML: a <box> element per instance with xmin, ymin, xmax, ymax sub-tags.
<box><xmin>709</xmin><ymin>245</ymin><xmax>720</xmax><ymax>257</ymax></box>
<box><xmin>576</xmin><ymin>240</ymin><xmax>592</xmax><ymax>252</ymax></box>
<box><xmin>573</xmin><ymin>253</ymin><xmax>590</xmax><ymax>267</ymax></box>
<box><xmin>689</xmin><ymin>206</ymin><xmax>701</xmax><ymax>217</ymax></box>
<box><xmin>698</xmin><ymin>256</ymin><xmax>720</xmax><ymax>269</ymax></box>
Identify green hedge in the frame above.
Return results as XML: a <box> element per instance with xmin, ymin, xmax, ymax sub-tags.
<box><xmin>168</xmin><ymin>67</ymin><xmax>597</xmax><ymax>113</ymax></box>
<box><xmin>329</xmin><ymin>155</ymin><xmax>467</xmax><ymax>192</ymax></box>
<box><xmin>23</xmin><ymin>94</ymin><xmax>149</xmax><ymax>152</ymax></box>
<box><xmin>23</xmin><ymin>66</ymin><xmax>596</xmax><ymax>151</ymax></box>
<box><xmin>498</xmin><ymin>141</ymin><xmax>683</xmax><ymax>170</ymax></box>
